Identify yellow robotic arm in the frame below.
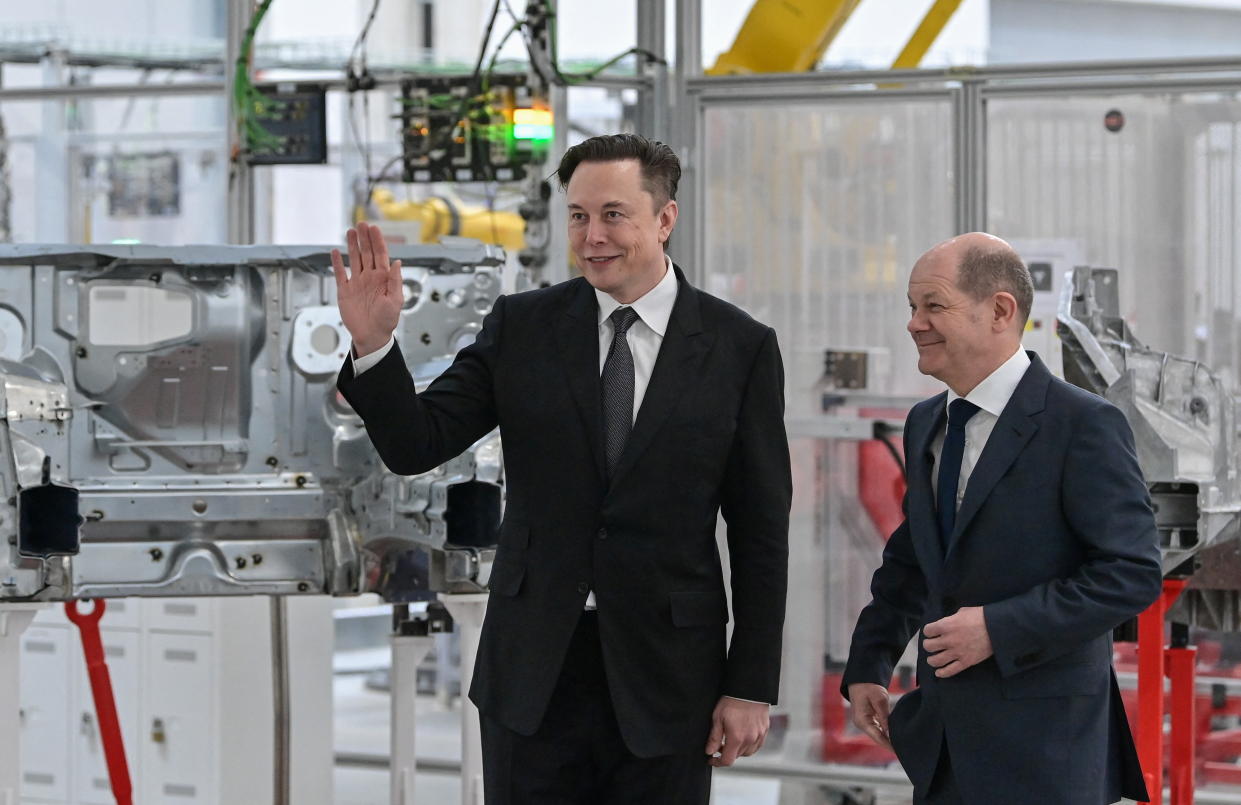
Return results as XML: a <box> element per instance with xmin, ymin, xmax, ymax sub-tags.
<box><xmin>370</xmin><ymin>189</ymin><xmax>526</xmax><ymax>251</ymax></box>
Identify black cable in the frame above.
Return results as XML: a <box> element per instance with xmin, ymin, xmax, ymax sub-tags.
<box><xmin>363</xmin><ymin>153</ymin><xmax>408</xmax><ymax>213</ymax></box>
<box><xmin>472</xmin><ymin>0</ymin><xmax>504</xmax><ymax>86</ymax></box>
<box><xmin>872</xmin><ymin>422</ymin><xmax>907</xmax><ymax>479</ymax></box>
<box><xmin>348</xmin><ymin>0</ymin><xmax>383</xmax><ymax>77</ymax></box>
<box><xmin>346</xmin><ymin>0</ymin><xmax>383</xmax><ymax>209</ymax></box>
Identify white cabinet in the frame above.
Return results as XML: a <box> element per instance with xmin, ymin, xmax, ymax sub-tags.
<box><xmin>19</xmin><ymin>626</ymin><xmax>72</xmax><ymax>802</ymax></box>
<box><xmin>145</xmin><ymin>598</ymin><xmax>213</xmax><ymax>634</ymax></box>
<box><xmin>18</xmin><ymin>596</ymin><xmax>332</xmax><ymax>805</ymax></box>
<box><xmin>142</xmin><ymin>632</ymin><xmax>215</xmax><ymax>804</ymax></box>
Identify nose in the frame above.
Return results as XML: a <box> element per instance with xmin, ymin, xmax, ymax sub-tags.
<box><xmin>907</xmin><ymin>307</ymin><xmax>927</xmax><ymax>335</ymax></box>
<box><xmin>585</xmin><ymin>217</ymin><xmax>607</xmax><ymax>246</ymax></box>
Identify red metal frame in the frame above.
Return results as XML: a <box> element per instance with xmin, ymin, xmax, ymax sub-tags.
<box><xmin>1130</xmin><ymin>578</ymin><xmax>1192</xmax><ymax>805</ymax></box>
<box><xmin>66</xmin><ymin>599</ymin><xmax>133</xmax><ymax>805</ymax></box>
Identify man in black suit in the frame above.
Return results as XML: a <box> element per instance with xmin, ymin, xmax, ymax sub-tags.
<box><xmin>333</xmin><ymin>134</ymin><xmax>791</xmax><ymax>804</ymax></box>
<box><xmin>842</xmin><ymin>233</ymin><xmax>1162</xmax><ymax>804</ymax></box>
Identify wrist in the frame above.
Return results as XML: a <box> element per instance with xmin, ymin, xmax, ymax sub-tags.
<box><xmin>353</xmin><ymin>336</ymin><xmax>390</xmax><ymax>358</ymax></box>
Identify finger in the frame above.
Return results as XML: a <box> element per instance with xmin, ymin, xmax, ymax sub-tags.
<box><xmin>926</xmin><ymin>651</ymin><xmax>955</xmax><ymax>668</ymax></box>
<box><xmin>935</xmin><ymin>660</ymin><xmax>963</xmax><ymax>678</ymax></box>
<box><xmin>871</xmin><ymin>702</ymin><xmax>890</xmax><ymax>734</ymax></box>
<box><xmin>346</xmin><ymin>229</ymin><xmax>363</xmax><ymax>276</ymax></box>
<box><xmin>740</xmin><ymin>730</ymin><xmax>766</xmax><ymax>757</ymax></box>
<box><xmin>331</xmin><ymin>248</ymin><xmax>348</xmax><ymax>286</ymax></box>
<box><xmin>388</xmin><ymin>259</ymin><xmax>403</xmax><ymax>298</ymax></box>
<box><xmin>923</xmin><ymin>620</ymin><xmax>945</xmax><ymax>638</ymax></box>
<box><xmin>921</xmin><ymin>635</ymin><xmax>945</xmax><ymax>652</ymax></box>
<box><xmin>718</xmin><ymin>738</ymin><xmax>742</xmax><ymax>767</ymax></box>
<box><xmin>861</xmin><ymin>723</ymin><xmax>893</xmax><ymax>751</ymax></box>
<box><xmin>357</xmin><ymin>223</ymin><xmax>376</xmax><ymax>275</ymax></box>
<box><xmin>372</xmin><ymin>225</ymin><xmax>392</xmax><ymax>275</ymax></box>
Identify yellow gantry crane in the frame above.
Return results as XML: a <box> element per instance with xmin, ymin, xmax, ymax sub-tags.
<box><xmin>706</xmin><ymin>0</ymin><xmax>965</xmax><ymax>75</ymax></box>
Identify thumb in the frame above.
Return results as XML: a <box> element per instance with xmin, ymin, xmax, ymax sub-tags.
<box><xmin>705</xmin><ymin>715</ymin><xmax>725</xmax><ymax>754</ymax></box>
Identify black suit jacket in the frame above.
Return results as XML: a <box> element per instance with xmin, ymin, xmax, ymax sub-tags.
<box><xmin>842</xmin><ymin>353</ymin><xmax>1162</xmax><ymax>804</ymax></box>
<box><xmin>338</xmin><ymin>266</ymin><xmax>792</xmax><ymax>756</ymax></box>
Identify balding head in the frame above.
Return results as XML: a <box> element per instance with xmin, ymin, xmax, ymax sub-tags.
<box><xmin>906</xmin><ymin>232</ymin><xmax>1031</xmax><ymax>395</ymax></box>
<box><xmin>920</xmin><ymin>233</ymin><xmax>1034</xmax><ymax>326</ymax></box>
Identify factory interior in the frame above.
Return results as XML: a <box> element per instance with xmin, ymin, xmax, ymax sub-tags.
<box><xmin>4</xmin><ymin>0</ymin><xmax>1241</xmax><ymax>803</ymax></box>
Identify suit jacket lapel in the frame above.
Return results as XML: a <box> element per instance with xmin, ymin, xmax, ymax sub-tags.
<box><xmin>907</xmin><ymin>394</ymin><xmax>948</xmax><ymax>573</ymax></box>
<box><xmin>608</xmin><ymin>267</ymin><xmax>712</xmax><ymax>488</ymax></box>
<box><xmin>944</xmin><ymin>354</ymin><xmax>1049</xmax><ymax>565</ymax></box>
<box><xmin>555</xmin><ymin>278</ymin><xmax>607</xmax><ymax>483</ymax></box>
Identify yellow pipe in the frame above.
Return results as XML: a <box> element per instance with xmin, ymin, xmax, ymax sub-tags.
<box><xmin>892</xmin><ymin>0</ymin><xmax>965</xmax><ymax>69</ymax></box>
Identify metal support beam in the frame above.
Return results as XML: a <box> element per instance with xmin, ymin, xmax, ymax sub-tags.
<box><xmin>440</xmin><ymin>593</ymin><xmax>489</xmax><ymax>805</ymax></box>
<box><xmin>636</xmin><ymin>0</ymin><xmax>669</xmax><ymax>143</ymax></box>
<box><xmin>390</xmin><ymin>628</ymin><xmax>435</xmax><ymax>805</ymax></box>
<box><xmin>270</xmin><ymin>597</ymin><xmax>291</xmax><ymax>805</ymax></box>
<box><xmin>226</xmin><ymin>0</ymin><xmax>256</xmax><ymax>244</ymax></box>
<box><xmin>673</xmin><ymin>0</ymin><xmax>702</xmax><ymax>281</ymax></box>
<box><xmin>953</xmin><ymin>80</ymin><xmax>985</xmax><ymax>234</ymax></box>
<box><xmin>35</xmin><ymin>50</ymin><xmax>69</xmax><ymax>243</ymax></box>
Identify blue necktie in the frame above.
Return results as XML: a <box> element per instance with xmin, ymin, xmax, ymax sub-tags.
<box><xmin>937</xmin><ymin>399</ymin><xmax>981</xmax><ymax>550</ymax></box>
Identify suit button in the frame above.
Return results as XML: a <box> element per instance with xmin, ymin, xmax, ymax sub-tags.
<box><xmin>577</xmin><ymin>582</ymin><xmax>590</xmax><ymax>595</ymax></box>
<box><xmin>597</xmin><ymin>528</ymin><xmax>608</xmax><ymax>540</ymax></box>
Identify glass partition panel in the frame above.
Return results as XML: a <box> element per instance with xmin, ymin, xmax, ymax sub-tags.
<box><xmin>699</xmin><ymin>96</ymin><xmax>956</xmax><ymax>405</ymax></box>
<box><xmin>696</xmin><ymin>92</ymin><xmax>954</xmax><ymax>785</ymax></box>
<box><xmin>988</xmin><ymin>90</ymin><xmax>1241</xmax><ymax>387</ymax></box>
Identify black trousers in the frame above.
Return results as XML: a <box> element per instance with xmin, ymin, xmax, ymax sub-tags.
<box><xmin>480</xmin><ymin>611</ymin><xmax>712</xmax><ymax>805</ymax></box>
<box><xmin>917</xmin><ymin>743</ymin><xmax>964</xmax><ymax>805</ymax></box>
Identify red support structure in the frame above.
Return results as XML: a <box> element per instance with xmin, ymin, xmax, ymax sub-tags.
<box><xmin>1167</xmin><ymin>643</ymin><xmax>1197</xmax><ymax>805</ymax></box>
<box><xmin>1134</xmin><ymin>578</ymin><xmax>1190</xmax><ymax>805</ymax></box>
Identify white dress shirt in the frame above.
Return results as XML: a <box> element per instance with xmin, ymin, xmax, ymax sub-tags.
<box><xmin>930</xmin><ymin>347</ymin><xmax>1031</xmax><ymax>510</ymax></box>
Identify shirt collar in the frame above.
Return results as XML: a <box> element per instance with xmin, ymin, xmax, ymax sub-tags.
<box><xmin>946</xmin><ymin>346</ymin><xmax>1031</xmax><ymax>418</ymax></box>
<box><xmin>595</xmin><ymin>254</ymin><xmax>677</xmax><ymax>337</ymax></box>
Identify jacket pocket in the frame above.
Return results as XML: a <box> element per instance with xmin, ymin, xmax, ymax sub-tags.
<box><xmin>1001</xmin><ymin>661</ymin><xmax>1106</xmax><ymax>699</ymax></box>
<box><xmin>669</xmin><ymin>591</ymin><xmax>729</xmax><ymax>628</ymax></box>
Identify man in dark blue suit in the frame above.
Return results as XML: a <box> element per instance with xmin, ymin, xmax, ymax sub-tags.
<box><xmin>842</xmin><ymin>233</ymin><xmax>1162</xmax><ymax>804</ymax></box>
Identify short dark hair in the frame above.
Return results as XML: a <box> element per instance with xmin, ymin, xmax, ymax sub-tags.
<box><xmin>956</xmin><ymin>246</ymin><xmax>1035</xmax><ymax>325</ymax></box>
<box><xmin>555</xmin><ymin>133</ymin><xmax>680</xmax><ymax>210</ymax></box>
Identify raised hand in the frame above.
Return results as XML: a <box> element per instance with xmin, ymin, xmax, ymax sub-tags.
<box><xmin>331</xmin><ymin>221</ymin><xmax>403</xmax><ymax>357</ymax></box>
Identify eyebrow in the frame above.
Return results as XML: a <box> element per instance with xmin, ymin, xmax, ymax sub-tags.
<box><xmin>566</xmin><ymin>201</ymin><xmax>629</xmax><ymax>210</ymax></box>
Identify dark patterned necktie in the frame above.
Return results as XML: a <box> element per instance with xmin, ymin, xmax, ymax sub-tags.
<box><xmin>602</xmin><ymin>306</ymin><xmax>640</xmax><ymax>477</ymax></box>
<box><xmin>937</xmin><ymin>398</ymin><xmax>981</xmax><ymax>551</ymax></box>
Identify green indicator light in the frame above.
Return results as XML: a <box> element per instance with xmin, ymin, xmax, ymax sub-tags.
<box><xmin>513</xmin><ymin>123</ymin><xmax>554</xmax><ymax>141</ymax></box>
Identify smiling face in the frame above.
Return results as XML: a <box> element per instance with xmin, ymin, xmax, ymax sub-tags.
<box><xmin>565</xmin><ymin>159</ymin><xmax>677</xmax><ymax>304</ymax></box>
<box><xmin>906</xmin><ymin>248</ymin><xmax>1002</xmax><ymax>395</ymax></box>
